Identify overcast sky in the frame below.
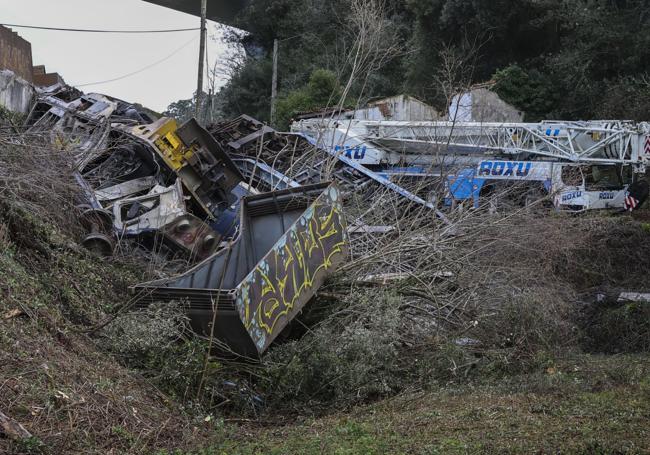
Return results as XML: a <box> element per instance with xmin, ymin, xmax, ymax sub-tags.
<box><xmin>0</xmin><ymin>0</ymin><xmax>231</xmax><ymax>112</ymax></box>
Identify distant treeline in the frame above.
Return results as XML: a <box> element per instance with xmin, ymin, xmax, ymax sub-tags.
<box><xmin>193</xmin><ymin>0</ymin><xmax>650</xmax><ymax>125</ymax></box>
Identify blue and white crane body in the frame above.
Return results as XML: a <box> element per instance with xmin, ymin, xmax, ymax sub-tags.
<box><xmin>293</xmin><ymin>118</ymin><xmax>650</xmax><ymax>211</ymax></box>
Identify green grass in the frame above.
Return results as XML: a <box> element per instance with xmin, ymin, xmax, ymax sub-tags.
<box><xmin>209</xmin><ymin>355</ymin><xmax>650</xmax><ymax>455</ymax></box>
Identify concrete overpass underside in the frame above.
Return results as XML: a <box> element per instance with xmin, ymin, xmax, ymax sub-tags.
<box><xmin>143</xmin><ymin>0</ymin><xmax>251</xmax><ymax>28</ymax></box>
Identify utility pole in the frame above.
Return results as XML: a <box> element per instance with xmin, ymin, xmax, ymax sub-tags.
<box><xmin>195</xmin><ymin>0</ymin><xmax>207</xmax><ymax>120</ymax></box>
<box><xmin>270</xmin><ymin>38</ymin><xmax>279</xmax><ymax>126</ymax></box>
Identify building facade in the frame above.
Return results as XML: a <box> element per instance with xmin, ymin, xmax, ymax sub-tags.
<box><xmin>0</xmin><ymin>25</ymin><xmax>33</xmax><ymax>83</ymax></box>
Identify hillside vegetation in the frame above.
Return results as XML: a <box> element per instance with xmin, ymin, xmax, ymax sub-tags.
<box><xmin>4</xmin><ymin>1</ymin><xmax>650</xmax><ymax>449</ymax></box>
<box><xmin>207</xmin><ymin>0</ymin><xmax>650</xmax><ymax>126</ymax></box>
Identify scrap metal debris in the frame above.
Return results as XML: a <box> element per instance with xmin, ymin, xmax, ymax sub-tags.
<box><xmin>135</xmin><ymin>183</ymin><xmax>347</xmax><ymax>356</ymax></box>
<box><xmin>25</xmin><ymin>84</ymin><xmax>649</xmax><ymax>356</ymax></box>
<box><xmin>207</xmin><ymin>115</ymin><xmax>450</xmax><ymax>223</ymax></box>
<box><xmin>25</xmin><ymin>87</ymin><xmax>350</xmax><ymax>356</ymax></box>
<box><xmin>293</xmin><ymin>117</ymin><xmax>650</xmax><ymax>212</ymax></box>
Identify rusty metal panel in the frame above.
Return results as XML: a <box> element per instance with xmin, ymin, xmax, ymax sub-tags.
<box><xmin>235</xmin><ymin>183</ymin><xmax>347</xmax><ymax>352</ymax></box>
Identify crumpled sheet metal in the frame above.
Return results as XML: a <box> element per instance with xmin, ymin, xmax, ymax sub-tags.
<box><xmin>134</xmin><ymin>182</ymin><xmax>348</xmax><ymax>356</ymax></box>
<box><xmin>27</xmin><ymin>93</ymin><xmax>117</xmax><ymax>155</ymax></box>
<box><xmin>112</xmin><ymin>181</ymin><xmax>186</xmax><ymax>235</ymax></box>
<box><xmin>235</xmin><ymin>183</ymin><xmax>347</xmax><ymax>353</ymax></box>
<box><xmin>25</xmin><ymin>88</ymin><xmax>350</xmax><ymax>354</ymax></box>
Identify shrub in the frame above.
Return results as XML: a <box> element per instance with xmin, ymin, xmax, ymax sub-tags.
<box><xmin>581</xmin><ymin>296</ymin><xmax>650</xmax><ymax>354</ymax></box>
<box><xmin>262</xmin><ymin>289</ymin><xmax>404</xmax><ymax>410</ymax></box>
<box><xmin>275</xmin><ymin>69</ymin><xmax>343</xmax><ymax>128</ymax></box>
<box><xmin>100</xmin><ymin>303</ymin><xmax>205</xmax><ymax>400</ymax></box>
<box><xmin>492</xmin><ymin>64</ymin><xmax>558</xmax><ymax>121</ymax></box>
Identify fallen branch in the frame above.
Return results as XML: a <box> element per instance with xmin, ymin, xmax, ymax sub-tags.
<box><xmin>0</xmin><ymin>409</ymin><xmax>32</xmax><ymax>441</ymax></box>
<box><xmin>2</xmin><ymin>308</ymin><xmax>24</xmax><ymax>320</ymax></box>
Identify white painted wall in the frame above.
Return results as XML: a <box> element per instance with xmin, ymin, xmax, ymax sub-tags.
<box><xmin>0</xmin><ymin>70</ymin><xmax>35</xmax><ymax>114</ymax></box>
<box><xmin>347</xmin><ymin>95</ymin><xmax>440</xmax><ymax>121</ymax></box>
<box><xmin>449</xmin><ymin>88</ymin><xmax>523</xmax><ymax>122</ymax></box>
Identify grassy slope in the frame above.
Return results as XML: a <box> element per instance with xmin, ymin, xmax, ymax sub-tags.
<box><xmin>2</xmin><ymin>122</ymin><xmax>650</xmax><ymax>453</ymax></box>
<box><xmin>219</xmin><ymin>355</ymin><xmax>650</xmax><ymax>454</ymax></box>
<box><xmin>0</xmin><ymin>204</ymin><xmax>216</xmax><ymax>454</ymax></box>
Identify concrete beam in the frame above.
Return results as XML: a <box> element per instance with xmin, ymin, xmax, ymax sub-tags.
<box><xmin>142</xmin><ymin>0</ymin><xmax>250</xmax><ymax>28</ymax></box>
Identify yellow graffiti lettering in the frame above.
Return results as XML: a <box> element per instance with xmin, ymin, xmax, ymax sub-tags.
<box><xmin>248</xmin><ymin>195</ymin><xmax>347</xmax><ymax>337</ymax></box>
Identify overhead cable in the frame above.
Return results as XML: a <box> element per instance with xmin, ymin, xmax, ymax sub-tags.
<box><xmin>74</xmin><ymin>36</ymin><xmax>198</xmax><ymax>87</ymax></box>
<box><xmin>0</xmin><ymin>23</ymin><xmax>199</xmax><ymax>33</ymax></box>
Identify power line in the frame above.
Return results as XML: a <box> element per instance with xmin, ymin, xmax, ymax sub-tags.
<box><xmin>0</xmin><ymin>23</ymin><xmax>199</xmax><ymax>33</ymax></box>
<box><xmin>74</xmin><ymin>36</ymin><xmax>198</xmax><ymax>88</ymax></box>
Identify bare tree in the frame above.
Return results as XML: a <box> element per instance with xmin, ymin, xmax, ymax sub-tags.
<box><xmin>335</xmin><ymin>0</ymin><xmax>404</xmax><ymax>111</ymax></box>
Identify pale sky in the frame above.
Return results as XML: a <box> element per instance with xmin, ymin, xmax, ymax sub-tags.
<box><xmin>0</xmin><ymin>0</ymin><xmax>232</xmax><ymax>112</ymax></box>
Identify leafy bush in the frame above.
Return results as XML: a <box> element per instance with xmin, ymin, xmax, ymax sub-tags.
<box><xmin>468</xmin><ymin>289</ymin><xmax>578</xmax><ymax>375</ymax></box>
<box><xmin>275</xmin><ymin>69</ymin><xmax>343</xmax><ymax>128</ymax></box>
<box><xmin>101</xmin><ymin>304</ymin><xmax>266</xmax><ymax>416</ymax></box>
<box><xmin>581</xmin><ymin>296</ymin><xmax>650</xmax><ymax>354</ymax></box>
<box><xmin>492</xmin><ymin>65</ymin><xmax>558</xmax><ymax>122</ymax></box>
<box><xmin>101</xmin><ymin>303</ymin><xmax>206</xmax><ymax>400</ymax></box>
<box><xmin>258</xmin><ymin>280</ymin><xmax>578</xmax><ymax>411</ymax></box>
<box><xmin>262</xmin><ymin>289</ymin><xmax>404</xmax><ymax>410</ymax></box>
<box><xmin>0</xmin><ymin>105</ymin><xmax>26</xmax><ymax>126</ymax></box>
<box><xmin>593</xmin><ymin>76</ymin><xmax>650</xmax><ymax>121</ymax></box>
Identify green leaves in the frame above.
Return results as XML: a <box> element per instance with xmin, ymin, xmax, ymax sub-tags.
<box><xmin>168</xmin><ymin>0</ymin><xmax>650</xmax><ymax>124</ymax></box>
<box><xmin>492</xmin><ymin>65</ymin><xmax>558</xmax><ymax>122</ymax></box>
<box><xmin>275</xmin><ymin>69</ymin><xmax>342</xmax><ymax>128</ymax></box>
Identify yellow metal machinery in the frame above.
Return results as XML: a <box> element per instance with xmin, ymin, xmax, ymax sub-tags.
<box><xmin>127</xmin><ymin>117</ymin><xmax>245</xmax><ymax>220</ymax></box>
<box><xmin>149</xmin><ymin>118</ymin><xmax>194</xmax><ymax>172</ymax></box>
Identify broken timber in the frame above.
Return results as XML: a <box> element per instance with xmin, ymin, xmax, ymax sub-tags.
<box><xmin>0</xmin><ymin>409</ymin><xmax>32</xmax><ymax>441</ymax></box>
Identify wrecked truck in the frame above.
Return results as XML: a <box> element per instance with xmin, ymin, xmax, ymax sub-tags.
<box><xmin>25</xmin><ymin>88</ymin><xmax>349</xmax><ymax>356</ymax></box>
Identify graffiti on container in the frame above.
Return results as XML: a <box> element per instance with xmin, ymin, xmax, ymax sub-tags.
<box><xmin>235</xmin><ymin>186</ymin><xmax>347</xmax><ymax>352</ymax></box>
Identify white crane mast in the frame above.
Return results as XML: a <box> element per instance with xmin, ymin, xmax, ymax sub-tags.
<box><xmin>293</xmin><ymin>118</ymin><xmax>650</xmax><ymax>212</ymax></box>
<box><xmin>294</xmin><ymin>119</ymin><xmax>650</xmax><ymax>171</ymax></box>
